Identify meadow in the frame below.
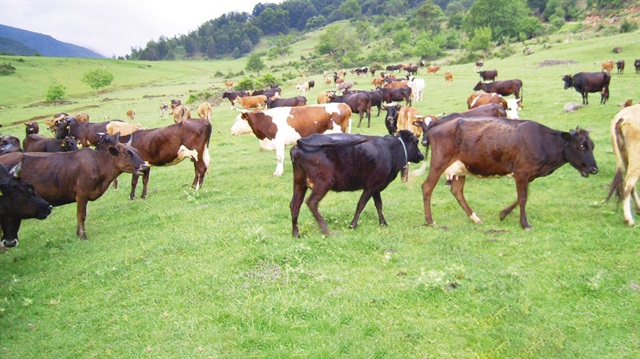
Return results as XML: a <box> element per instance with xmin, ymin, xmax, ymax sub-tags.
<box><xmin>0</xmin><ymin>29</ymin><xmax>639</xmax><ymax>358</ymax></box>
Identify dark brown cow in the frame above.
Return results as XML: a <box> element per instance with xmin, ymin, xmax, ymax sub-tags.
<box><xmin>473</xmin><ymin>79</ymin><xmax>523</xmax><ymax>99</ymax></box>
<box><xmin>23</xmin><ymin>134</ymin><xmax>79</xmax><ymax>153</ymax></box>
<box><xmin>0</xmin><ymin>163</ymin><xmax>52</xmax><ymax>248</ymax></box>
<box><xmin>239</xmin><ymin>104</ymin><xmax>352</xmax><ymax>176</ymax></box>
<box><xmin>563</xmin><ymin>72</ymin><xmax>611</xmax><ymax>105</ymax></box>
<box><xmin>379</xmin><ymin>86</ymin><xmax>412</xmax><ymax>107</ymax></box>
<box><xmin>327</xmin><ymin>92</ymin><xmax>372</xmax><ymax>128</ymax></box>
<box><xmin>118</xmin><ymin>119</ymin><xmax>212</xmax><ymax>199</ymax></box>
<box><xmin>635</xmin><ymin>59</ymin><xmax>640</xmax><ymax>74</ymax></box>
<box><xmin>616</xmin><ymin>59</ymin><xmax>625</xmax><ymax>75</ymax></box>
<box><xmin>53</xmin><ymin>118</ymin><xmax>114</xmax><ymax>147</ymax></box>
<box><xmin>266</xmin><ymin>96</ymin><xmax>307</xmax><ymax>109</ymax></box>
<box><xmin>25</xmin><ymin>121</ymin><xmax>39</xmax><ymax>136</ymax></box>
<box><xmin>414</xmin><ymin>117</ymin><xmax>598</xmax><ymax>229</ymax></box>
<box><xmin>222</xmin><ymin>90</ymin><xmax>251</xmax><ymax>108</ymax></box>
<box><xmin>0</xmin><ymin>135</ymin><xmax>22</xmax><ymax>155</ymax></box>
<box><xmin>467</xmin><ymin>92</ymin><xmax>521</xmax><ymax>119</ymax></box>
<box><xmin>0</xmin><ymin>142</ymin><xmax>148</xmax><ymax>239</ymax></box>
<box><xmin>479</xmin><ymin>69</ymin><xmax>498</xmax><ymax>82</ymax></box>
<box><xmin>290</xmin><ymin>130</ymin><xmax>424</xmax><ymax>237</ymax></box>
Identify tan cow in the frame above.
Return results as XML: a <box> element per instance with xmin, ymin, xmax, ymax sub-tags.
<box><xmin>445</xmin><ymin>71</ymin><xmax>453</xmax><ymax>85</ymax></box>
<box><xmin>234</xmin><ymin>95</ymin><xmax>267</xmax><ymax>110</ymax></box>
<box><xmin>607</xmin><ymin>104</ymin><xmax>640</xmax><ymax>226</ymax></box>
<box><xmin>602</xmin><ymin>60</ymin><xmax>615</xmax><ymax>74</ymax></box>
<box><xmin>397</xmin><ymin>106</ymin><xmax>425</xmax><ymax>138</ymax></box>
<box><xmin>126</xmin><ymin>109</ymin><xmax>135</xmax><ymax>121</ymax></box>
<box><xmin>106</xmin><ymin>121</ymin><xmax>144</xmax><ymax>136</ymax></box>
<box><xmin>225</xmin><ymin>80</ymin><xmax>234</xmax><ymax>89</ymax></box>
<box><xmin>172</xmin><ymin>105</ymin><xmax>192</xmax><ymax>123</ymax></box>
<box><xmin>197</xmin><ymin>102</ymin><xmax>213</xmax><ymax>120</ymax></box>
<box><xmin>427</xmin><ymin>65</ymin><xmax>440</xmax><ymax>75</ymax></box>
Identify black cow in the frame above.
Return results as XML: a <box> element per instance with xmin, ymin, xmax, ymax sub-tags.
<box><xmin>266</xmin><ymin>96</ymin><xmax>307</xmax><ymax>109</ymax></box>
<box><xmin>479</xmin><ymin>69</ymin><xmax>498</xmax><ymax>82</ymax></box>
<box><xmin>0</xmin><ymin>135</ymin><xmax>22</xmax><ymax>155</ymax></box>
<box><xmin>414</xmin><ymin>117</ymin><xmax>598</xmax><ymax>229</ymax></box>
<box><xmin>328</xmin><ymin>92</ymin><xmax>372</xmax><ymax>128</ymax></box>
<box><xmin>379</xmin><ymin>86</ymin><xmax>412</xmax><ymax>107</ymax></box>
<box><xmin>635</xmin><ymin>59</ymin><xmax>640</xmax><ymax>74</ymax></box>
<box><xmin>290</xmin><ymin>130</ymin><xmax>424</xmax><ymax>237</ymax></box>
<box><xmin>252</xmin><ymin>85</ymin><xmax>282</xmax><ymax>98</ymax></box>
<box><xmin>473</xmin><ymin>79</ymin><xmax>523</xmax><ymax>100</ymax></box>
<box><xmin>0</xmin><ymin>163</ymin><xmax>52</xmax><ymax>247</ymax></box>
<box><xmin>616</xmin><ymin>59</ymin><xmax>625</xmax><ymax>75</ymax></box>
<box><xmin>23</xmin><ymin>134</ymin><xmax>79</xmax><ymax>153</ymax></box>
<box><xmin>562</xmin><ymin>72</ymin><xmax>611</xmax><ymax>105</ymax></box>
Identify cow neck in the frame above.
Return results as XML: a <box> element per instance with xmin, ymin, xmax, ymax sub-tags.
<box><xmin>397</xmin><ymin>137</ymin><xmax>407</xmax><ymax>165</ymax></box>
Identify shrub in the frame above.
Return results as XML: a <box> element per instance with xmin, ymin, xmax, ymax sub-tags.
<box><xmin>620</xmin><ymin>19</ymin><xmax>638</xmax><ymax>33</ymax></box>
<box><xmin>45</xmin><ymin>84</ymin><xmax>66</xmax><ymax>102</ymax></box>
<box><xmin>0</xmin><ymin>63</ymin><xmax>16</xmax><ymax>76</ymax></box>
<box><xmin>81</xmin><ymin>68</ymin><xmax>114</xmax><ymax>91</ymax></box>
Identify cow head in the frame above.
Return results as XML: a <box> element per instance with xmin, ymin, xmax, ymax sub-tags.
<box><xmin>473</xmin><ymin>81</ymin><xmax>484</xmax><ymax>91</ymax></box>
<box><xmin>0</xmin><ymin>164</ymin><xmax>52</xmax><ymax>247</ymax></box>
<box><xmin>61</xmin><ymin>136</ymin><xmax>79</xmax><ymax>152</ymax></box>
<box><xmin>382</xmin><ymin>103</ymin><xmax>401</xmax><ymax>135</ymax></box>
<box><xmin>397</xmin><ymin>130</ymin><xmax>424</xmax><ymax>164</ymax></box>
<box><xmin>505</xmin><ymin>98</ymin><xmax>522</xmax><ymax>119</ymax></box>
<box><xmin>109</xmin><ymin>142</ymin><xmax>149</xmax><ymax>176</ymax></box>
<box><xmin>562</xmin><ymin>74</ymin><xmax>574</xmax><ymax>89</ymax></box>
<box><xmin>561</xmin><ymin>127</ymin><xmax>598</xmax><ymax>178</ymax></box>
<box><xmin>25</xmin><ymin>121</ymin><xmax>39</xmax><ymax>135</ymax></box>
<box><xmin>0</xmin><ymin>135</ymin><xmax>22</xmax><ymax>155</ymax></box>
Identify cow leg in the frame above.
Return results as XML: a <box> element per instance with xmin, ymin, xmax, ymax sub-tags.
<box><xmin>140</xmin><ymin>168</ymin><xmax>151</xmax><ymax>199</ymax></box>
<box><xmin>357</xmin><ymin>112</ymin><xmax>364</xmax><ymax>128</ymax></box>
<box><xmin>349</xmin><ymin>189</ymin><xmax>375</xmax><ymax>230</ymax></box>
<box><xmin>305</xmin><ymin>185</ymin><xmax>330</xmax><ymax>235</ymax></box>
<box><xmin>274</xmin><ymin>143</ymin><xmax>286</xmax><ymax>177</ymax></box>
<box><xmin>76</xmin><ymin>197</ymin><xmax>88</xmax><ymax>239</ymax></box>
<box><xmin>367</xmin><ymin>108</ymin><xmax>372</xmax><ymax>128</ymax></box>
<box><xmin>449</xmin><ymin>176</ymin><xmax>482</xmax><ymax>224</ymax></box>
<box><xmin>500</xmin><ymin>200</ymin><xmax>519</xmax><ymax>221</ymax></box>
<box><xmin>192</xmin><ymin>160</ymin><xmax>207</xmax><ymax>190</ymax></box>
<box><xmin>290</xmin><ymin>168</ymin><xmax>308</xmax><ymax>237</ymax></box>
<box><xmin>514</xmin><ymin>178</ymin><xmax>531</xmax><ymax>229</ymax></box>
<box><xmin>372</xmin><ymin>191</ymin><xmax>387</xmax><ymax>226</ymax></box>
<box><xmin>582</xmin><ymin>92</ymin><xmax>588</xmax><ymax>105</ymax></box>
<box><xmin>421</xmin><ymin>167</ymin><xmax>445</xmax><ymax>226</ymax></box>
<box><xmin>622</xmin><ymin>176</ymin><xmax>639</xmax><ymax>226</ymax></box>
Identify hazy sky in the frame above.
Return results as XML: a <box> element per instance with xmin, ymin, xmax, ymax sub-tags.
<box><xmin>0</xmin><ymin>0</ymin><xmax>282</xmax><ymax>57</ymax></box>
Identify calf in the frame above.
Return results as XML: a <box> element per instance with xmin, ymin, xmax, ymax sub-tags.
<box><xmin>126</xmin><ymin>109</ymin><xmax>135</xmax><ymax>121</ymax></box>
<box><xmin>563</xmin><ymin>72</ymin><xmax>611</xmax><ymax>105</ymax></box>
<box><xmin>444</xmin><ymin>72</ymin><xmax>453</xmax><ymax>85</ymax></box>
<box><xmin>23</xmin><ymin>134</ymin><xmax>79</xmax><ymax>153</ymax></box>
<box><xmin>239</xmin><ymin>104</ymin><xmax>352</xmax><ymax>176</ymax></box>
<box><xmin>616</xmin><ymin>59</ymin><xmax>625</xmax><ymax>75</ymax></box>
<box><xmin>606</xmin><ymin>104</ymin><xmax>640</xmax><ymax>226</ymax></box>
<box><xmin>414</xmin><ymin>117</ymin><xmax>598</xmax><ymax>229</ymax></box>
<box><xmin>602</xmin><ymin>60</ymin><xmax>614</xmax><ymax>74</ymax></box>
<box><xmin>290</xmin><ymin>130</ymin><xmax>424</xmax><ymax>237</ymax></box>
<box><xmin>0</xmin><ymin>142</ymin><xmax>148</xmax><ymax>239</ymax></box>
<box><xmin>0</xmin><ymin>163</ymin><xmax>52</xmax><ymax>248</ymax></box>
<box><xmin>479</xmin><ymin>69</ymin><xmax>498</xmax><ymax>82</ymax></box>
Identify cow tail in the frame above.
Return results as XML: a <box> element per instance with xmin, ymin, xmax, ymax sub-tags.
<box><xmin>606</xmin><ymin>118</ymin><xmax>626</xmax><ymax>202</ymax></box>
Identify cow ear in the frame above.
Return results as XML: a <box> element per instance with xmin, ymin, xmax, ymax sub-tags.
<box><xmin>107</xmin><ymin>146</ymin><xmax>120</xmax><ymax>156</ymax></box>
<box><xmin>9</xmin><ymin>163</ymin><xmax>22</xmax><ymax>178</ymax></box>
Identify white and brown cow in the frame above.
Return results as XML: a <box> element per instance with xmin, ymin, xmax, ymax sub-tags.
<box><xmin>607</xmin><ymin>104</ymin><xmax>640</xmax><ymax>226</ymax></box>
<box><xmin>239</xmin><ymin>104</ymin><xmax>352</xmax><ymax>176</ymax></box>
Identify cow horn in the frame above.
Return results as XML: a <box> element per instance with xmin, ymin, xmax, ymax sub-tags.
<box><xmin>9</xmin><ymin>162</ymin><xmax>22</xmax><ymax>177</ymax></box>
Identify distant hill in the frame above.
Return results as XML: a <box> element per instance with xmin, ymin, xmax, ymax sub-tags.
<box><xmin>0</xmin><ymin>24</ymin><xmax>104</xmax><ymax>58</ymax></box>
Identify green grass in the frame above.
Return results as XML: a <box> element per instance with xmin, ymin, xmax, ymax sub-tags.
<box><xmin>0</xmin><ymin>29</ymin><xmax>639</xmax><ymax>358</ymax></box>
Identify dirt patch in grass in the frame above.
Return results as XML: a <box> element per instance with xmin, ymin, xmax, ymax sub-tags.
<box><xmin>537</xmin><ymin>60</ymin><xmax>578</xmax><ymax>68</ymax></box>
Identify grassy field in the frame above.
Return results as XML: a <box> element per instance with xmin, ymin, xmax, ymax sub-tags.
<box><xmin>0</xmin><ymin>28</ymin><xmax>639</xmax><ymax>358</ymax></box>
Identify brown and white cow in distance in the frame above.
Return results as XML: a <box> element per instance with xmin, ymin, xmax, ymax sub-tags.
<box><xmin>414</xmin><ymin>117</ymin><xmax>598</xmax><ymax>229</ymax></box>
<box><xmin>607</xmin><ymin>104</ymin><xmax>640</xmax><ymax>226</ymax></box>
<box><xmin>0</xmin><ymin>142</ymin><xmax>148</xmax><ymax>239</ymax></box>
<box><xmin>239</xmin><ymin>104</ymin><xmax>352</xmax><ymax>177</ymax></box>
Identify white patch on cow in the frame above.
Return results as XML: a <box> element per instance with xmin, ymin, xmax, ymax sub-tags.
<box><xmin>470</xmin><ymin>212</ymin><xmax>483</xmax><ymax>224</ymax></box>
<box><xmin>203</xmin><ymin>144</ymin><xmax>210</xmax><ymax>169</ymax></box>
<box><xmin>408</xmin><ymin>78</ymin><xmax>425</xmax><ymax>102</ymax></box>
<box><xmin>445</xmin><ymin>160</ymin><xmax>513</xmax><ymax>180</ymax></box>
<box><xmin>168</xmin><ymin>145</ymin><xmax>198</xmax><ymax>166</ymax></box>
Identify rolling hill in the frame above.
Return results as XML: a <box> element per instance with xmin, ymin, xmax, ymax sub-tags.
<box><xmin>0</xmin><ymin>24</ymin><xmax>104</xmax><ymax>58</ymax></box>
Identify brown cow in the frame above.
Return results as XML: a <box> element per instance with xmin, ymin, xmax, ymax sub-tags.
<box><xmin>426</xmin><ymin>66</ymin><xmax>440</xmax><ymax>75</ymax></box>
<box><xmin>479</xmin><ymin>69</ymin><xmax>498</xmax><ymax>82</ymax></box>
<box><xmin>23</xmin><ymin>134</ymin><xmax>79</xmax><ymax>153</ymax></box>
<box><xmin>25</xmin><ymin>121</ymin><xmax>39</xmax><ymax>136</ymax></box>
<box><xmin>467</xmin><ymin>92</ymin><xmax>521</xmax><ymax>119</ymax></box>
<box><xmin>616</xmin><ymin>59</ymin><xmax>625</xmax><ymax>75</ymax></box>
<box><xmin>224</xmin><ymin>80</ymin><xmax>234</xmax><ymax>89</ymax></box>
<box><xmin>602</xmin><ymin>60</ymin><xmax>614</xmax><ymax>74</ymax></box>
<box><xmin>415</xmin><ymin>117</ymin><xmax>598</xmax><ymax>229</ymax></box>
<box><xmin>0</xmin><ymin>141</ymin><xmax>148</xmax><ymax>238</ymax></box>
<box><xmin>53</xmin><ymin>118</ymin><xmax>113</xmax><ymax>147</ymax></box>
<box><xmin>606</xmin><ymin>104</ymin><xmax>640</xmax><ymax>226</ymax></box>
<box><xmin>113</xmin><ymin>118</ymin><xmax>212</xmax><ymax>199</ymax></box>
<box><xmin>126</xmin><ymin>109</ymin><xmax>135</xmax><ymax>121</ymax></box>
<box><xmin>473</xmin><ymin>79</ymin><xmax>523</xmax><ymax>99</ymax></box>
<box><xmin>172</xmin><ymin>105</ymin><xmax>192</xmax><ymax>123</ymax></box>
<box><xmin>444</xmin><ymin>72</ymin><xmax>453</xmax><ymax>85</ymax></box>
<box><xmin>239</xmin><ymin>104</ymin><xmax>352</xmax><ymax>176</ymax></box>
<box><xmin>234</xmin><ymin>95</ymin><xmax>268</xmax><ymax>110</ymax></box>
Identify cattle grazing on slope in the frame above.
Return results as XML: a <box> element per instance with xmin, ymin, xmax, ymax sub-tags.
<box><xmin>635</xmin><ymin>59</ymin><xmax>640</xmax><ymax>73</ymax></box>
<box><xmin>479</xmin><ymin>69</ymin><xmax>498</xmax><ymax>82</ymax></box>
<box><xmin>379</xmin><ymin>86</ymin><xmax>413</xmax><ymax>107</ymax></box>
<box><xmin>54</xmin><ymin>118</ymin><xmax>113</xmax><ymax>147</ymax></box>
<box><xmin>234</xmin><ymin>95</ymin><xmax>268</xmax><ymax>110</ymax></box>
<box><xmin>0</xmin><ymin>141</ymin><xmax>148</xmax><ymax>239</ymax></box>
<box><xmin>407</xmin><ymin>76</ymin><xmax>425</xmax><ymax>102</ymax></box>
<box><xmin>289</xmin><ymin>130</ymin><xmax>424</xmax><ymax>237</ymax></box>
<box><xmin>0</xmin><ymin>163</ymin><xmax>52</xmax><ymax>248</ymax></box>
<box><xmin>606</xmin><ymin>104</ymin><xmax>640</xmax><ymax>226</ymax></box>
<box><xmin>172</xmin><ymin>105</ymin><xmax>192</xmax><ymax>123</ymax></box>
<box><xmin>414</xmin><ymin>117</ymin><xmax>598</xmax><ymax>229</ymax></box>
<box><xmin>426</xmin><ymin>66</ymin><xmax>440</xmax><ymax>75</ymax></box>
<box><xmin>266</xmin><ymin>95</ymin><xmax>307</xmax><ymax>109</ymax></box>
<box><xmin>222</xmin><ymin>90</ymin><xmax>251</xmax><ymax>108</ymax></box>
<box><xmin>616</xmin><ymin>59</ymin><xmax>625</xmax><ymax>75</ymax></box>
<box><xmin>239</xmin><ymin>104</ymin><xmax>352</xmax><ymax>177</ymax></box>
<box><xmin>473</xmin><ymin>79</ymin><xmax>523</xmax><ymax>100</ymax></box>
<box><xmin>475</xmin><ymin>61</ymin><xmax>484</xmax><ymax>72</ymax></box>
<box><xmin>126</xmin><ymin>109</ymin><xmax>136</xmax><ymax>121</ymax></box>
<box><xmin>197</xmin><ymin>102</ymin><xmax>213</xmax><ymax>120</ymax></box>
<box><xmin>23</xmin><ymin>134</ymin><xmax>79</xmax><ymax>153</ymax></box>
<box><xmin>382</xmin><ymin>103</ymin><xmax>425</xmax><ymax>137</ymax></box>
<box><xmin>327</xmin><ymin>91</ymin><xmax>372</xmax><ymax>128</ymax></box>
<box><xmin>467</xmin><ymin>92</ymin><xmax>521</xmax><ymax>119</ymax></box>
<box><xmin>562</xmin><ymin>72</ymin><xmax>611</xmax><ymax>105</ymax></box>
<box><xmin>444</xmin><ymin>71</ymin><xmax>453</xmax><ymax>85</ymax></box>
<box><xmin>160</xmin><ymin>103</ymin><xmax>169</xmax><ymax>116</ymax></box>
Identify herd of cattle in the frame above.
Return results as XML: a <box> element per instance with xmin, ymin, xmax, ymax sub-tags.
<box><xmin>0</xmin><ymin>58</ymin><xmax>639</xmax><ymax>246</ymax></box>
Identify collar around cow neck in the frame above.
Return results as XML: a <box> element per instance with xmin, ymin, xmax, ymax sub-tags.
<box><xmin>397</xmin><ymin>136</ymin><xmax>407</xmax><ymax>164</ymax></box>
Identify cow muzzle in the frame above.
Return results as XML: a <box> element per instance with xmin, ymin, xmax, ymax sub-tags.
<box><xmin>580</xmin><ymin>166</ymin><xmax>598</xmax><ymax>177</ymax></box>
<box><xmin>1</xmin><ymin>238</ymin><xmax>18</xmax><ymax>248</ymax></box>
<box><xmin>137</xmin><ymin>163</ymin><xmax>150</xmax><ymax>175</ymax></box>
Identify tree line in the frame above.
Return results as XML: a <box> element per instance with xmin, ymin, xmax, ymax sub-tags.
<box><xmin>128</xmin><ymin>0</ymin><xmax>636</xmax><ymax>62</ymax></box>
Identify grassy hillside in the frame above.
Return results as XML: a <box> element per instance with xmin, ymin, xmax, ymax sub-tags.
<box><xmin>0</xmin><ymin>28</ymin><xmax>639</xmax><ymax>358</ymax></box>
